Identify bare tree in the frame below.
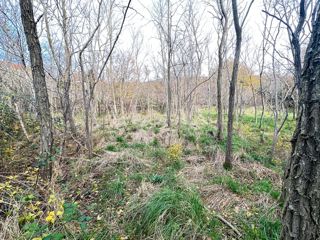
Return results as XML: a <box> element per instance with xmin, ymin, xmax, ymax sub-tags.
<box><xmin>209</xmin><ymin>0</ymin><xmax>231</xmax><ymax>140</ymax></box>
<box><xmin>19</xmin><ymin>0</ymin><xmax>54</xmax><ymax>178</ymax></box>
<box><xmin>224</xmin><ymin>0</ymin><xmax>254</xmax><ymax>169</ymax></box>
<box><xmin>42</xmin><ymin>0</ymin><xmax>77</xmax><ymax>137</ymax></box>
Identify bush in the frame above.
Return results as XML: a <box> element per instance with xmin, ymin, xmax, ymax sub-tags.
<box><xmin>127</xmin><ymin>187</ymin><xmax>209</xmax><ymax>239</ymax></box>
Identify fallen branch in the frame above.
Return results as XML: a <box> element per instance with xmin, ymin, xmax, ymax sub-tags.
<box><xmin>217</xmin><ymin>214</ymin><xmax>242</xmax><ymax>237</ymax></box>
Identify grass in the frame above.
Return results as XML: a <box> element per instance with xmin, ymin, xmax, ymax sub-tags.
<box><xmin>212</xmin><ymin>175</ymin><xmax>248</xmax><ymax>194</ymax></box>
<box><xmin>253</xmin><ymin>179</ymin><xmax>281</xmax><ymax>200</ymax></box>
<box><xmin>240</xmin><ymin>210</ymin><xmax>281</xmax><ymax>240</ymax></box>
<box><xmin>127</xmin><ymin>186</ymin><xmax>210</xmax><ymax>239</ymax></box>
<box><xmin>2</xmin><ymin>108</ymin><xmax>292</xmax><ymax>240</ymax></box>
<box><xmin>99</xmin><ymin>174</ymin><xmax>127</xmax><ymax>207</ymax></box>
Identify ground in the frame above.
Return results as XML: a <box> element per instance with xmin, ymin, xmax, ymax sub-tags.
<box><xmin>0</xmin><ymin>108</ymin><xmax>294</xmax><ymax>240</ymax></box>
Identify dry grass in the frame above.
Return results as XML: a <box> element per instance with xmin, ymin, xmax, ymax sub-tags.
<box><xmin>0</xmin><ymin>205</ymin><xmax>21</xmax><ymax>240</ymax></box>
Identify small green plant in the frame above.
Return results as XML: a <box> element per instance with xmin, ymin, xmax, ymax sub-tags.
<box><xmin>148</xmin><ymin>174</ymin><xmax>164</xmax><ymax>184</ymax></box>
<box><xmin>150</xmin><ymin>137</ymin><xmax>160</xmax><ymax>147</ymax></box>
<box><xmin>153</xmin><ymin>126</ymin><xmax>160</xmax><ymax>134</ymax></box>
<box><xmin>129</xmin><ymin>142</ymin><xmax>146</xmax><ymax>150</ymax></box>
<box><xmin>253</xmin><ymin>180</ymin><xmax>273</xmax><ymax>193</ymax></box>
<box><xmin>106</xmin><ymin>144</ymin><xmax>118</xmax><ymax>152</ymax></box>
<box><xmin>149</xmin><ymin>147</ymin><xmax>167</xmax><ymax>160</ymax></box>
<box><xmin>212</xmin><ymin>176</ymin><xmax>247</xmax><ymax>195</ymax></box>
<box><xmin>270</xmin><ymin>190</ymin><xmax>281</xmax><ymax>200</ymax></box>
<box><xmin>21</xmin><ymin>202</ymin><xmax>91</xmax><ymax>240</ymax></box>
<box><xmin>116</xmin><ymin>136</ymin><xmax>125</xmax><ymax>143</ymax></box>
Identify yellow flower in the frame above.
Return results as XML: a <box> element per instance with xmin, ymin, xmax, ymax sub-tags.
<box><xmin>168</xmin><ymin>143</ymin><xmax>183</xmax><ymax>161</ymax></box>
<box><xmin>45</xmin><ymin>211</ymin><xmax>56</xmax><ymax>224</ymax></box>
<box><xmin>32</xmin><ymin>237</ymin><xmax>42</xmax><ymax>240</ymax></box>
<box><xmin>56</xmin><ymin>210</ymin><xmax>64</xmax><ymax>217</ymax></box>
<box><xmin>48</xmin><ymin>194</ymin><xmax>56</xmax><ymax>204</ymax></box>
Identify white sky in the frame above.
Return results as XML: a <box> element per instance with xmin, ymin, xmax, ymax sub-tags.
<box><xmin>116</xmin><ymin>0</ymin><xmax>275</xmax><ymax>77</ymax></box>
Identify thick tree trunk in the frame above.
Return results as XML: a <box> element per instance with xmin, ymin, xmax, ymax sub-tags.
<box><xmin>281</xmin><ymin>8</ymin><xmax>320</xmax><ymax>240</ymax></box>
<box><xmin>20</xmin><ymin>0</ymin><xmax>54</xmax><ymax>178</ymax></box>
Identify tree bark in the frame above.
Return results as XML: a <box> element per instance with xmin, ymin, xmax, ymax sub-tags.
<box><xmin>281</xmin><ymin>7</ymin><xmax>320</xmax><ymax>240</ymax></box>
<box><xmin>19</xmin><ymin>0</ymin><xmax>54</xmax><ymax>178</ymax></box>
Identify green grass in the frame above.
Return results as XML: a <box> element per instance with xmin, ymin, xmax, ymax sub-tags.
<box><xmin>253</xmin><ymin>179</ymin><xmax>281</xmax><ymax>200</ymax></box>
<box><xmin>105</xmin><ymin>144</ymin><xmax>119</xmax><ymax>152</ymax></box>
<box><xmin>127</xmin><ymin>187</ymin><xmax>210</xmax><ymax>239</ymax></box>
<box><xmin>148</xmin><ymin>146</ymin><xmax>167</xmax><ymax>160</ymax></box>
<box><xmin>100</xmin><ymin>175</ymin><xmax>126</xmax><ymax>207</ymax></box>
<box><xmin>212</xmin><ymin>176</ymin><xmax>248</xmax><ymax>195</ymax></box>
<box><xmin>241</xmin><ymin>213</ymin><xmax>281</xmax><ymax>240</ymax></box>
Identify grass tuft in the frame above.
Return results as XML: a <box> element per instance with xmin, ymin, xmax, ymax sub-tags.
<box><xmin>127</xmin><ymin>187</ymin><xmax>209</xmax><ymax>239</ymax></box>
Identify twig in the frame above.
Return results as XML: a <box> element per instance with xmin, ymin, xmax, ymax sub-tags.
<box><xmin>217</xmin><ymin>214</ymin><xmax>242</xmax><ymax>237</ymax></box>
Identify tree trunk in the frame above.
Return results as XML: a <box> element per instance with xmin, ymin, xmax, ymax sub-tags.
<box><xmin>224</xmin><ymin>0</ymin><xmax>242</xmax><ymax>169</ymax></box>
<box><xmin>166</xmin><ymin>0</ymin><xmax>172</xmax><ymax>128</ymax></box>
<box><xmin>251</xmin><ymin>83</ymin><xmax>257</xmax><ymax>124</ymax></box>
<box><xmin>216</xmin><ymin>0</ymin><xmax>228</xmax><ymax>141</ymax></box>
<box><xmin>20</xmin><ymin>0</ymin><xmax>54</xmax><ymax>179</ymax></box>
<box><xmin>12</xmin><ymin>98</ymin><xmax>30</xmax><ymax>141</ymax></box>
<box><xmin>281</xmin><ymin>8</ymin><xmax>320</xmax><ymax>240</ymax></box>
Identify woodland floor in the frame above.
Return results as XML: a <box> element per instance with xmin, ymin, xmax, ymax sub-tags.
<box><xmin>0</xmin><ymin>108</ymin><xmax>294</xmax><ymax>240</ymax></box>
